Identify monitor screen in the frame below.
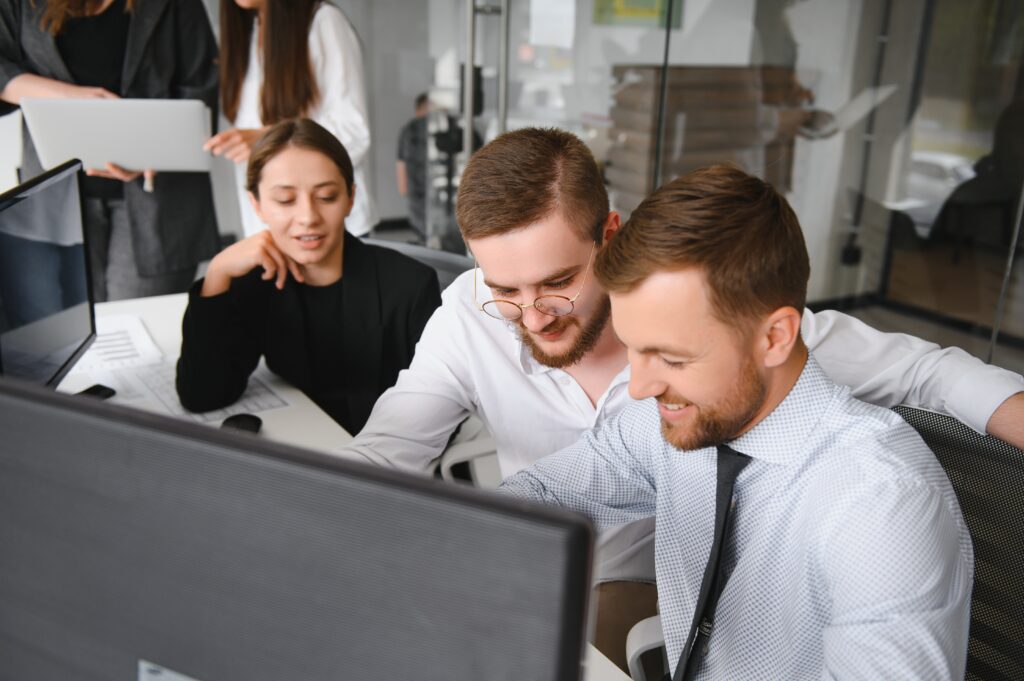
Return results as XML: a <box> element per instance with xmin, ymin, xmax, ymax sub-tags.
<box><xmin>0</xmin><ymin>160</ymin><xmax>94</xmax><ymax>386</ymax></box>
<box><xmin>0</xmin><ymin>379</ymin><xmax>593</xmax><ymax>681</ymax></box>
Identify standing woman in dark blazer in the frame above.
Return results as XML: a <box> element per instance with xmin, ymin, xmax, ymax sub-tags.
<box><xmin>176</xmin><ymin>119</ymin><xmax>441</xmax><ymax>434</ymax></box>
<box><xmin>0</xmin><ymin>0</ymin><xmax>220</xmax><ymax>301</ymax></box>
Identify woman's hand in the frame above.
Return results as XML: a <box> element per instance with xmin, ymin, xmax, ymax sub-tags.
<box><xmin>203</xmin><ymin>127</ymin><xmax>269</xmax><ymax>163</ymax></box>
<box><xmin>201</xmin><ymin>231</ymin><xmax>305</xmax><ymax>297</ymax></box>
<box><xmin>85</xmin><ymin>163</ymin><xmax>156</xmax><ymax>189</ymax></box>
<box><xmin>0</xmin><ymin>73</ymin><xmax>117</xmax><ymax>105</ymax></box>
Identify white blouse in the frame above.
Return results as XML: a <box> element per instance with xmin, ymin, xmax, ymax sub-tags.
<box><xmin>233</xmin><ymin>3</ymin><xmax>377</xmax><ymax>237</ymax></box>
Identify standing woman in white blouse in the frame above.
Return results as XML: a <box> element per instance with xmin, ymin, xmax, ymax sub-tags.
<box><xmin>205</xmin><ymin>0</ymin><xmax>377</xmax><ymax>237</ymax></box>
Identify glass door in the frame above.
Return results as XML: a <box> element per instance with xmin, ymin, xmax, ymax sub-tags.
<box><xmin>359</xmin><ymin>0</ymin><xmax>674</xmax><ymax>252</ymax></box>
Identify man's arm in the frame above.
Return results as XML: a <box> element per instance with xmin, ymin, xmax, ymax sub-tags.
<box><xmin>501</xmin><ymin>401</ymin><xmax>658</xmax><ymax>531</ymax></box>
<box><xmin>396</xmin><ymin>160</ymin><xmax>408</xmax><ymax>196</ymax></box>
<box><xmin>337</xmin><ymin>286</ymin><xmax>476</xmax><ymax>472</ymax></box>
<box><xmin>986</xmin><ymin>392</ymin><xmax>1024</xmax><ymax>447</ymax></box>
<box><xmin>803</xmin><ymin>309</ymin><xmax>1024</xmax><ymax>445</ymax></box>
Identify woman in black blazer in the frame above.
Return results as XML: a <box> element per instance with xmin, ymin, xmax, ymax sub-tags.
<box><xmin>176</xmin><ymin>119</ymin><xmax>441</xmax><ymax>434</ymax></box>
<box><xmin>0</xmin><ymin>0</ymin><xmax>220</xmax><ymax>301</ymax></box>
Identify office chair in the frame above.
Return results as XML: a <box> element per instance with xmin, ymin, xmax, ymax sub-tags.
<box><xmin>893</xmin><ymin>405</ymin><xmax>1024</xmax><ymax>681</ymax></box>
<box><xmin>624</xmin><ymin>405</ymin><xmax>1024</xmax><ymax>681</ymax></box>
<box><xmin>362</xmin><ymin>237</ymin><xmax>473</xmax><ymax>291</ymax></box>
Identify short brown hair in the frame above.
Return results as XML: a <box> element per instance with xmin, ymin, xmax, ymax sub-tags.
<box><xmin>456</xmin><ymin>128</ymin><xmax>608</xmax><ymax>243</ymax></box>
<box><xmin>246</xmin><ymin>118</ymin><xmax>355</xmax><ymax>197</ymax></box>
<box><xmin>596</xmin><ymin>165</ymin><xmax>809</xmax><ymax>330</ymax></box>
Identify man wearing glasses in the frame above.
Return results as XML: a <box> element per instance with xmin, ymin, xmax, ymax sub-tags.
<box><xmin>341</xmin><ymin>127</ymin><xmax>1023</xmax><ymax>670</ymax></box>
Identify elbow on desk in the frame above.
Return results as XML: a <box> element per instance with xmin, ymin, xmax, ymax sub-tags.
<box><xmin>174</xmin><ymin>370</ymin><xmax>245</xmax><ymax>414</ymax></box>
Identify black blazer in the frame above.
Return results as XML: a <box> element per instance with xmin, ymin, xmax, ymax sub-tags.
<box><xmin>0</xmin><ymin>0</ymin><xmax>220</xmax><ymax>275</ymax></box>
<box><xmin>175</xmin><ymin>233</ymin><xmax>442</xmax><ymax>434</ymax></box>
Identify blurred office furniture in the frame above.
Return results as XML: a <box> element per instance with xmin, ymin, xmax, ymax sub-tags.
<box><xmin>622</xmin><ymin>405</ymin><xmax>1024</xmax><ymax>681</ymax></box>
<box><xmin>625</xmin><ymin>613</ymin><xmax>668</xmax><ymax>681</ymax></box>
<box><xmin>363</xmin><ymin>237</ymin><xmax>473</xmax><ymax>290</ymax></box>
<box><xmin>937</xmin><ymin>98</ymin><xmax>1024</xmax><ymax>265</ymax></box>
<box><xmin>853</xmin><ymin>189</ymin><xmax>925</xmax><ymax>299</ymax></box>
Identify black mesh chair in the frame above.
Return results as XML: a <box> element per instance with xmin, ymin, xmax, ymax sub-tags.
<box><xmin>893</xmin><ymin>405</ymin><xmax>1024</xmax><ymax>681</ymax></box>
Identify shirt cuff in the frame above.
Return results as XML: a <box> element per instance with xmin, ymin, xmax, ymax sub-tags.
<box><xmin>947</xmin><ymin>362</ymin><xmax>1024</xmax><ymax>434</ymax></box>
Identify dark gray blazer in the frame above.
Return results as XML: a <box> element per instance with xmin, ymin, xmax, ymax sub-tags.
<box><xmin>0</xmin><ymin>0</ymin><xmax>220</xmax><ymax>275</ymax></box>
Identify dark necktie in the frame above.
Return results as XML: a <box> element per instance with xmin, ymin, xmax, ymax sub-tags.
<box><xmin>670</xmin><ymin>444</ymin><xmax>751</xmax><ymax>681</ymax></box>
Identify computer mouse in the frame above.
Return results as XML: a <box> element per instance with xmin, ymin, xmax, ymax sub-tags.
<box><xmin>220</xmin><ymin>413</ymin><xmax>262</xmax><ymax>434</ymax></box>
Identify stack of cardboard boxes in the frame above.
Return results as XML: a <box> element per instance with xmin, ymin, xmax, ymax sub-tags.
<box><xmin>606</xmin><ymin>65</ymin><xmax>801</xmax><ymax>215</ymax></box>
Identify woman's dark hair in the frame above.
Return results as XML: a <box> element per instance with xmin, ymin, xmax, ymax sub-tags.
<box><xmin>246</xmin><ymin>118</ymin><xmax>354</xmax><ymax>197</ymax></box>
<box><xmin>36</xmin><ymin>0</ymin><xmax>135</xmax><ymax>34</ymax></box>
<box><xmin>220</xmin><ymin>0</ymin><xmax>320</xmax><ymax>124</ymax></box>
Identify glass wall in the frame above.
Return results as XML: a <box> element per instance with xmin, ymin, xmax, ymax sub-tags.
<box><xmin>353</xmin><ymin>0</ymin><xmax>1022</xmax><ymax>373</ymax></box>
<box><xmin>355</xmin><ymin>0</ymin><xmax>672</xmax><ymax>251</ymax></box>
<box><xmin>642</xmin><ymin>0</ymin><xmax>1023</xmax><ymax>373</ymax></box>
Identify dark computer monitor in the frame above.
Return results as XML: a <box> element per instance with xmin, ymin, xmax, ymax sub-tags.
<box><xmin>0</xmin><ymin>378</ymin><xmax>593</xmax><ymax>681</ymax></box>
<box><xmin>0</xmin><ymin>160</ymin><xmax>94</xmax><ymax>386</ymax></box>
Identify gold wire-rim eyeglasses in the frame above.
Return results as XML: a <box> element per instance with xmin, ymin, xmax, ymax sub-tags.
<box><xmin>473</xmin><ymin>243</ymin><xmax>597</xmax><ymax>321</ymax></box>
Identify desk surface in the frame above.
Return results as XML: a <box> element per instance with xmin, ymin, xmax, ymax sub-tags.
<box><xmin>57</xmin><ymin>293</ymin><xmax>630</xmax><ymax>681</ymax></box>
<box><xmin>58</xmin><ymin>293</ymin><xmax>352</xmax><ymax>453</ymax></box>
<box><xmin>584</xmin><ymin>645</ymin><xmax>632</xmax><ymax>680</ymax></box>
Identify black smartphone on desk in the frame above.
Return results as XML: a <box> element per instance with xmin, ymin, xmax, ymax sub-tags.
<box><xmin>77</xmin><ymin>384</ymin><xmax>116</xmax><ymax>400</ymax></box>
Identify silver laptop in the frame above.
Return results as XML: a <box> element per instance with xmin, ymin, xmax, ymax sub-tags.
<box><xmin>21</xmin><ymin>98</ymin><xmax>212</xmax><ymax>172</ymax></box>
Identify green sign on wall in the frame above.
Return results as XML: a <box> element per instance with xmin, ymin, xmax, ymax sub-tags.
<box><xmin>593</xmin><ymin>0</ymin><xmax>684</xmax><ymax>29</ymax></box>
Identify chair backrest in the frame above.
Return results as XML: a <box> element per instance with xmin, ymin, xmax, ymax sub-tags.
<box><xmin>363</xmin><ymin>238</ymin><xmax>473</xmax><ymax>291</ymax></box>
<box><xmin>892</xmin><ymin>405</ymin><xmax>1024</xmax><ymax>681</ymax></box>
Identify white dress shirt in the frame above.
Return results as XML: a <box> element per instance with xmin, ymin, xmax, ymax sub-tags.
<box><xmin>501</xmin><ymin>355</ymin><xmax>974</xmax><ymax>680</ymax></box>
<box><xmin>233</xmin><ymin>3</ymin><xmax>377</xmax><ymax>237</ymax></box>
<box><xmin>343</xmin><ymin>269</ymin><xmax>1022</xmax><ymax>581</ymax></box>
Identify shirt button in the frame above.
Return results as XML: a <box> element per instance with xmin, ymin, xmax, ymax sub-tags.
<box><xmin>558</xmin><ymin>377</ymin><xmax>571</xmax><ymax>387</ymax></box>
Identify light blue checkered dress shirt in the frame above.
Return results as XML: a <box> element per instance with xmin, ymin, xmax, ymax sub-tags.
<box><xmin>501</xmin><ymin>354</ymin><xmax>974</xmax><ymax>679</ymax></box>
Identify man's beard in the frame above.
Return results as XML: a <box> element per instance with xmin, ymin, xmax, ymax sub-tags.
<box><xmin>659</xmin><ymin>355</ymin><xmax>767</xmax><ymax>451</ymax></box>
<box><xmin>518</xmin><ymin>294</ymin><xmax>612</xmax><ymax>369</ymax></box>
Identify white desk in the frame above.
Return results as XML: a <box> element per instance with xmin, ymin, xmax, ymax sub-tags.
<box><xmin>584</xmin><ymin>645</ymin><xmax>633</xmax><ymax>680</ymax></box>
<box><xmin>55</xmin><ymin>293</ymin><xmax>630</xmax><ymax>681</ymax></box>
<box><xmin>57</xmin><ymin>293</ymin><xmax>352</xmax><ymax>453</ymax></box>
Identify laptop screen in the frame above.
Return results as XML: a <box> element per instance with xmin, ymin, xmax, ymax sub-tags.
<box><xmin>0</xmin><ymin>160</ymin><xmax>95</xmax><ymax>386</ymax></box>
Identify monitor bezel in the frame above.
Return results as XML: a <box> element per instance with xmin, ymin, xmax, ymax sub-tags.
<box><xmin>0</xmin><ymin>158</ymin><xmax>97</xmax><ymax>387</ymax></box>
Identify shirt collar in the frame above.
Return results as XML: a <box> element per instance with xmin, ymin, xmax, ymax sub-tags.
<box><xmin>728</xmin><ymin>353</ymin><xmax>842</xmax><ymax>466</ymax></box>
